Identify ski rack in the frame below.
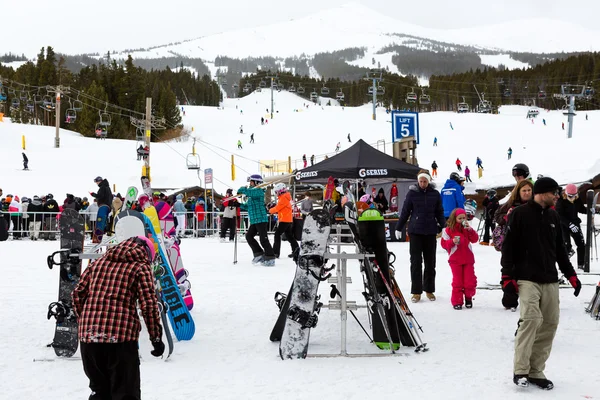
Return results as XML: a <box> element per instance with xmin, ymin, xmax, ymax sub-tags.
<box><xmin>308</xmin><ymin>224</ymin><xmax>410</xmax><ymax>358</ymax></box>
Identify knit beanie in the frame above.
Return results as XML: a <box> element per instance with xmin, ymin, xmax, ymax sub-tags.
<box><xmin>533</xmin><ymin>177</ymin><xmax>559</xmax><ymax>194</ymax></box>
<box><xmin>454</xmin><ymin>208</ymin><xmax>466</xmax><ymax>217</ymax></box>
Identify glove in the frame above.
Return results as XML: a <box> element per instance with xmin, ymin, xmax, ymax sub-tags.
<box><xmin>395</xmin><ymin>230</ymin><xmax>401</xmax><ymax>240</ymax></box>
<box><xmin>568</xmin><ymin>275</ymin><xmax>581</xmax><ymax>297</ymax></box>
<box><xmin>568</xmin><ymin>223</ymin><xmax>579</xmax><ymax>234</ymax></box>
<box><xmin>151</xmin><ymin>339</ymin><xmax>165</xmax><ymax>357</ymax></box>
<box><xmin>501</xmin><ymin>275</ymin><xmax>518</xmax><ymax>294</ymax></box>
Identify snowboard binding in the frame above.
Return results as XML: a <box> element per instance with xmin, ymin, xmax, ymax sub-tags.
<box><xmin>274</xmin><ymin>292</ymin><xmax>287</xmax><ymax>312</ymax></box>
<box><xmin>47</xmin><ymin>248</ymin><xmax>81</xmax><ymax>269</ymax></box>
<box><xmin>47</xmin><ymin>301</ymin><xmax>76</xmax><ymax>324</ymax></box>
<box><xmin>287</xmin><ymin>302</ymin><xmax>322</xmax><ymax>330</ymax></box>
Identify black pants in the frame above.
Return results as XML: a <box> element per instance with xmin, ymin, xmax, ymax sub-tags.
<box><xmin>10</xmin><ymin>215</ymin><xmax>21</xmax><ymax>238</ymax></box>
<box><xmin>273</xmin><ymin>222</ymin><xmax>299</xmax><ymax>257</ymax></box>
<box><xmin>465</xmin><ymin>176</ymin><xmax>472</xmax><ymax>182</ymax></box>
<box><xmin>246</xmin><ymin>222</ymin><xmax>274</xmax><ymax>258</ymax></box>
<box><xmin>409</xmin><ymin>233</ymin><xmax>437</xmax><ymax>294</ymax></box>
<box><xmin>483</xmin><ymin>218</ymin><xmax>495</xmax><ymax>243</ymax></box>
<box><xmin>80</xmin><ymin>341</ymin><xmax>140</xmax><ymax>400</ymax></box>
<box><xmin>220</xmin><ymin>217</ymin><xmax>236</xmax><ymax>240</ymax></box>
<box><xmin>562</xmin><ymin>224</ymin><xmax>585</xmax><ymax>267</ymax></box>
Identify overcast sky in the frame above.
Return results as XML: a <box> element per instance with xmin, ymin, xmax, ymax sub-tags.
<box><xmin>4</xmin><ymin>0</ymin><xmax>600</xmax><ymax>57</ymax></box>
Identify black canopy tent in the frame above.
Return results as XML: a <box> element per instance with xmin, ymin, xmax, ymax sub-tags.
<box><xmin>294</xmin><ymin>139</ymin><xmax>422</xmax><ymax>184</ymax></box>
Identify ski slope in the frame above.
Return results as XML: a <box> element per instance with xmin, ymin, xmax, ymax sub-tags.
<box><xmin>0</xmin><ymin>89</ymin><xmax>598</xmax><ymax>200</ymax></box>
<box><xmin>1</xmin><ymin>89</ymin><xmax>600</xmax><ymax>399</ymax></box>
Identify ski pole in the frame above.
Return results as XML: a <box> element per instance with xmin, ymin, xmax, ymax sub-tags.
<box><xmin>330</xmin><ymin>284</ymin><xmax>373</xmax><ymax>343</ymax></box>
<box><xmin>233</xmin><ymin>231</ymin><xmax>238</xmax><ymax>264</ymax></box>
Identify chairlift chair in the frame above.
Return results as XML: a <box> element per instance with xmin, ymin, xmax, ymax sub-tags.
<box><xmin>503</xmin><ymin>88</ymin><xmax>512</xmax><ymax>97</ymax></box>
<box><xmin>321</xmin><ymin>85</ymin><xmax>330</xmax><ymax>96</ymax></box>
<box><xmin>135</xmin><ymin>128</ymin><xmax>144</xmax><ymax>141</ymax></box>
<box><xmin>336</xmin><ymin>90</ymin><xmax>344</xmax><ymax>101</ymax></box>
<box><xmin>95</xmin><ymin>123</ymin><xmax>108</xmax><ymax>139</ymax></box>
<box><xmin>419</xmin><ymin>92</ymin><xmax>430</xmax><ymax>105</ymax></box>
<box><xmin>538</xmin><ymin>90</ymin><xmax>546</xmax><ymax>100</ymax></box>
<box><xmin>297</xmin><ymin>85</ymin><xmax>305</xmax><ymax>94</ymax></box>
<box><xmin>25</xmin><ymin>99</ymin><xmax>34</xmax><ymax>113</ymax></box>
<box><xmin>406</xmin><ymin>89</ymin><xmax>417</xmax><ymax>104</ymax></box>
<box><xmin>19</xmin><ymin>91</ymin><xmax>28</xmax><ymax>101</ymax></box>
<box><xmin>233</xmin><ymin>83</ymin><xmax>239</xmax><ymax>90</ymax></box>
<box><xmin>7</xmin><ymin>87</ymin><xmax>15</xmax><ymax>95</ymax></box>
<box><xmin>256</xmin><ymin>87</ymin><xmax>262</xmax><ymax>93</ymax></box>
<box><xmin>243</xmin><ymin>86</ymin><xmax>250</xmax><ymax>94</ymax></box>
<box><xmin>368</xmin><ymin>86</ymin><xmax>374</xmax><ymax>95</ymax></box>
<box><xmin>10</xmin><ymin>98</ymin><xmax>20</xmax><ymax>110</ymax></box>
<box><xmin>259</xmin><ymin>80</ymin><xmax>266</xmax><ymax>88</ymax></box>
<box><xmin>65</xmin><ymin>109</ymin><xmax>77</xmax><ymax>123</ymax></box>
<box><xmin>73</xmin><ymin>99</ymin><xmax>83</xmax><ymax>112</ymax></box>
<box><xmin>376</xmin><ymin>85</ymin><xmax>385</xmax><ymax>95</ymax></box>
<box><xmin>310</xmin><ymin>91</ymin><xmax>318</xmax><ymax>102</ymax></box>
<box><xmin>33</xmin><ymin>94</ymin><xmax>43</xmax><ymax>104</ymax></box>
<box><xmin>42</xmin><ymin>95</ymin><xmax>54</xmax><ymax>110</ymax></box>
<box><xmin>288</xmin><ymin>84</ymin><xmax>296</xmax><ymax>93</ymax></box>
<box><xmin>99</xmin><ymin>111</ymin><xmax>111</xmax><ymax>126</ymax></box>
<box><xmin>186</xmin><ymin>153</ymin><xmax>201</xmax><ymax>170</ymax></box>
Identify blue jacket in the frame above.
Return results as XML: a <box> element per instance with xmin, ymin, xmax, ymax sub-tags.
<box><xmin>440</xmin><ymin>179</ymin><xmax>466</xmax><ymax>218</ymax></box>
<box><xmin>395</xmin><ymin>184</ymin><xmax>445</xmax><ymax>236</ymax></box>
<box><xmin>173</xmin><ymin>200</ymin><xmax>186</xmax><ymax>215</ymax></box>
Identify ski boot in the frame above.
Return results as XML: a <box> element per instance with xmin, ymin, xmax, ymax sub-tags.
<box><xmin>261</xmin><ymin>258</ymin><xmax>275</xmax><ymax>267</ymax></box>
<box><xmin>251</xmin><ymin>255</ymin><xmax>264</xmax><ymax>264</ymax></box>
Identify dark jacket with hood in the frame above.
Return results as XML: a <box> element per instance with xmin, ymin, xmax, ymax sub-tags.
<box><xmin>28</xmin><ymin>197</ymin><xmax>44</xmax><ymax>222</ymax></box>
<box><xmin>555</xmin><ymin>197</ymin><xmax>585</xmax><ymax>227</ymax></box>
<box><xmin>501</xmin><ymin>200</ymin><xmax>576</xmax><ymax>283</ymax></box>
<box><xmin>92</xmin><ymin>179</ymin><xmax>113</xmax><ymax>207</ymax></box>
<box><xmin>395</xmin><ymin>183</ymin><xmax>445</xmax><ymax>236</ymax></box>
<box><xmin>374</xmin><ymin>189</ymin><xmax>389</xmax><ymax>213</ymax></box>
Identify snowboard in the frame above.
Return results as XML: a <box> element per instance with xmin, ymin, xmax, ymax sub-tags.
<box><xmin>116</xmin><ymin>209</ymin><xmax>195</xmax><ymax>341</ymax></box>
<box><xmin>114</xmin><ymin>210</ymin><xmax>174</xmax><ymax>359</ymax></box>
<box><xmin>279</xmin><ymin>209</ymin><xmax>331</xmax><ymax>359</ymax></box>
<box><xmin>123</xmin><ymin>186</ymin><xmax>138</xmax><ymax>211</ymax></box>
<box><xmin>93</xmin><ymin>204</ymin><xmax>111</xmax><ymax>242</ymax></box>
<box><xmin>269</xmin><ymin>284</ymin><xmax>293</xmax><ymax>342</ymax></box>
<box><xmin>46</xmin><ymin>208</ymin><xmax>85</xmax><ymax>357</ymax></box>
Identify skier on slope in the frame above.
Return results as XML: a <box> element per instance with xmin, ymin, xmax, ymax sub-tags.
<box><xmin>73</xmin><ymin>236</ymin><xmax>164</xmax><ymax>399</ymax></box>
<box><xmin>237</xmin><ymin>140</ymin><xmax>243</xmax><ymax>150</ymax></box>
<box><xmin>250</xmin><ymin>133</ymin><xmax>254</xmax><ymax>143</ymax></box>
<box><xmin>431</xmin><ymin>160</ymin><xmax>438</xmax><ymax>178</ymax></box>
<box><xmin>237</xmin><ymin>174</ymin><xmax>276</xmax><ymax>266</ymax></box>
<box><xmin>455</xmin><ymin>158</ymin><xmax>462</xmax><ymax>171</ymax></box>
<box><xmin>475</xmin><ymin>157</ymin><xmax>483</xmax><ymax>170</ymax></box>
<box><xmin>22</xmin><ymin>152</ymin><xmax>29</xmax><ymax>170</ymax></box>
<box><xmin>269</xmin><ymin>183</ymin><xmax>299</xmax><ymax>258</ymax></box>
<box><xmin>347</xmin><ymin>133</ymin><xmax>351</xmax><ymax>142</ymax></box>
<box><xmin>335</xmin><ymin>142</ymin><xmax>341</xmax><ymax>152</ymax></box>
<box><xmin>464</xmin><ymin>166</ymin><xmax>472</xmax><ymax>182</ymax></box>
<box><xmin>302</xmin><ymin>154</ymin><xmax>307</xmax><ymax>168</ymax></box>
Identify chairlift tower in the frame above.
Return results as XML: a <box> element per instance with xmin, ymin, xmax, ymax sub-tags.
<box><xmin>365</xmin><ymin>69</ymin><xmax>383</xmax><ymax>120</ymax></box>
<box><xmin>46</xmin><ymin>85</ymin><xmax>70</xmax><ymax>148</ymax></box>
<box><xmin>561</xmin><ymin>84</ymin><xmax>585</xmax><ymax>139</ymax></box>
<box><xmin>266</xmin><ymin>73</ymin><xmax>278</xmax><ymax>120</ymax></box>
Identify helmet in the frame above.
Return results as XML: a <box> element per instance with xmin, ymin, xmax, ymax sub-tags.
<box><xmin>274</xmin><ymin>183</ymin><xmax>287</xmax><ymax>195</ymax></box>
<box><xmin>359</xmin><ymin>194</ymin><xmax>371</xmax><ymax>203</ymax></box>
<box><xmin>487</xmin><ymin>189</ymin><xmax>497</xmax><ymax>197</ymax></box>
<box><xmin>464</xmin><ymin>199</ymin><xmax>477</xmax><ymax>220</ymax></box>
<box><xmin>247</xmin><ymin>174</ymin><xmax>263</xmax><ymax>184</ymax></box>
<box><xmin>512</xmin><ymin>163</ymin><xmax>530</xmax><ymax>178</ymax></box>
<box><xmin>47</xmin><ymin>193</ymin><xmax>53</xmax><ymax>199</ymax></box>
<box><xmin>565</xmin><ymin>184</ymin><xmax>578</xmax><ymax>196</ymax></box>
<box><xmin>138</xmin><ymin>194</ymin><xmax>151</xmax><ymax>209</ymax></box>
<box><xmin>93</xmin><ymin>176</ymin><xmax>103</xmax><ymax>183</ymax></box>
<box><xmin>449</xmin><ymin>172</ymin><xmax>462</xmax><ymax>183</ymax></box>
<box><xmin>134</xmin><ymin>235</ymin><xmax>156</xmax><ymax>263</ymax></box>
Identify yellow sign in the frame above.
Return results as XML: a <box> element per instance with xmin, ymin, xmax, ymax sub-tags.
<box><xmin>22</xmin><ymin>135</ymin><xmax>26</xmax><ymax>150</ymax></box>
<box><xmin>146</xmin><ymin>130</ymin><xmax>151</xmax><ymax>137</ymax></box>
<box><xmin>231</xmin><ymin>155</ymin><xmax>235</xmax><ymax>180</ymax></box>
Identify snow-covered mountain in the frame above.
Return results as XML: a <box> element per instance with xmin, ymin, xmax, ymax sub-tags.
<box><xmin>99</xmin><ymin>2</ymin><xmax>600</xmax><ymax>63</ymax></box>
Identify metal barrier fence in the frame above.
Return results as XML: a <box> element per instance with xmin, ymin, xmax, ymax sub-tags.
<box><xmin>0</xmin><ymin>210</ymin><xmax>275</xmax><ymax>239</ymax></box>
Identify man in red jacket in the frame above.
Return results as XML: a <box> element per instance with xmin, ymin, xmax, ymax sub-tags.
<box><xmin>73</xmin><ymin>236</ymin><xmax>164</xmax><ymax>400</ymax></box>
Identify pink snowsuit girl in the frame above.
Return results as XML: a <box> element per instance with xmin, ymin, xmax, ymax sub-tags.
<box><xmin>441</xmin><ymin>209</ymin><xmax>479</xmax><ymax>307</ymax></box>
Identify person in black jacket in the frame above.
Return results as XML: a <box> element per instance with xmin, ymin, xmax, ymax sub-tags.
<box><xmin>22</xmin><ymin>152</ymin><xmax>29</xmax><ymax>170</ymax></box>
<box><xmin>480</xmin><ymin>189</ymin><xmax>499</xmax><ymax>245</ymax></box>
<box><xmin>555</xmin><ymin>183</ymin><xmax>586</xmax><ymax>269</ymax></box>
<box><xmin>90</xmin><ymin>176</ymin><xmax>113</xmax><ymax>208</ymax></box>
<box><xmin>373</xmin><ymin>188</ymin><xmax>388</xmax><ymax>213</ymax></box>
<box><xmin>41</xmin><ymin>194</ymin><xmax>60</xmax><ymax>240</ymax></box>
<box><xmin>27</xmin><ymin>195</ymin><xmax>44</xmax><ymax>240</ymax></box>
<box><xmin>501</xmin><ymin>177</ymin><xmax>581</xmax><ymax>390</ymax></box>
<box><xmin>395</xmin><ymin>171</ymin><xmax>446</xmax><ymax>302</ymax></box>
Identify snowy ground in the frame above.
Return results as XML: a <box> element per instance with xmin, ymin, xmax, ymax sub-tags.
<box><xmin>2</xmin><ymin>229</ymin><xmax>600</xmax><ymax>399</ymax></box>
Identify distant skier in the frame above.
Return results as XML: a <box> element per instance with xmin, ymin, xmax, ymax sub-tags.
<box><xmin>475</xmin><ymin>157</ymin><xmax>483</xmax><ymax>170</ymax></box>
<box><xmin>237</xmin><ymin>140</ymin><xmax>243</xmax><ymax>150</ymax></box>
<box><xmin>542</xmin><ymin>119</ymin><xmax>546</xmax><ymax>126</ymax></box>
<box><xmin>507</xmin><ymin>147</ymin><xmax>512</xmax><ymax>160</ymax></box>
<box><xmin>240</xmin><ymin>125</ymin><xmax>243</xmax><ymax>134</ymax></box>
<box><xmin>449</xmin><ymin>122</ymin><xmax>454</xmax><ymax>130</ymax></box>
<box><xmin>586</xmin><ymin>113</ymin><xmax>588</xmax><ymax>121</ymax></box>
<box><xmin>310</xmin><ymin>154</ymin><xmax>315</xmax><ymax>166</ymax></box>
<box><xmin>302</xmin><ymin>154</ymin><xmax>307</xmax><ymax>168</ymax></box>
<box><xmin>464</xmin><ymin>166</ymin><xmax>472</xmax><ymax>182</ymax></box>
<box><xmin>433</xmin><ymin>137</ymin><xmax>438</xmax><ymax>146</ymax></box>
<box><xmin>335</xmin><ymin>142</ymin><xmax>341</xmax><ymax>153</ymax></box>
<box><xmin>431</xmin><ymin>160</ymin><xmax>438</xmax><ymax>178</ymax></box>
<box><xmin>455</xmin><ymin>158</ymin><xmax>462</xmax><ymax>171</ymax></box>
<box><xmin>261</xmin><ymin>117</ymin><xmax>264</xmax><ymax>125</ymax></box>
<box><xmin>347</xmin><ymin>133</ymin><xmax>351</xmax><ymax>142</ymax></box>
<box><xmin>22</xmin><ymin>152</ymin><xmax>29</xmax><ymax>170</ymax></box>
<box><xmin>250</xmin><ymin>133</ymin><xmax>254</xmax><ymax>143</ymax></box>
<box><xmin>562</xmin><ymin>122</ymin><xmax>565</xmax><ymax>130</ymax></box>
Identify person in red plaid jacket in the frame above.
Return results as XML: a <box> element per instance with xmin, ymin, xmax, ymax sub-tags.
<box><xmin>73</xmin><ymin>236</ymin><xmax>164</xmax><ymax>400</ymax></box>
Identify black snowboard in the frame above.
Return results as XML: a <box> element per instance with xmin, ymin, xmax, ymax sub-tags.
<box><xmin>269</xmin><ymin>284</ymin><xmax>293</xmax><ymax>342</ymax></box>
<box><xmin>46</xmin><ymin>208</ymin><xmax>85</xmax><ymax>357</ymax></box>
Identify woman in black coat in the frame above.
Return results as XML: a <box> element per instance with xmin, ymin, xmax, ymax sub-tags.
<box><xmin>395</xmin><ymin>172</ymin><xmax>446</xmax><ymax>302</ymax></box>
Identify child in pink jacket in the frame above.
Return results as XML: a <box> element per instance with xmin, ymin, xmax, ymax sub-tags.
<box><xmin>441</xmin><ymin>208</ymin><xmax>479</xmax><ymax>310</ymax></box>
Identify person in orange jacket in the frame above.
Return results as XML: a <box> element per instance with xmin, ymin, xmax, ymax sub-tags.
<box><xmin>269</xmin><ymin>183</ymin><xmax>299</xmax><ymax>258</ymax></box>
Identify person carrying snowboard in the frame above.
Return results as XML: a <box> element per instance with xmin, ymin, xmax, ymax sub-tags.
<box><xmin>431</xmin><ymin>161</ymin><xmax>438</xmax><ymax>177</ymax></box>
<box><xmin>480</xmin><ymin>189</ymin><xmax>499</xmax><ymax>245</ymax></box>
<box><xmin>72</xmin><ymin>236</ymin><xmax>164</xmax><ymax>400</ymax></box>
<box><xmin>22</xmin><ymin>152</ymin><xmax>29</xmax><ymax>170</ymax></box>
<box><xmin>269</xmin><ymin>183</ymin><xmax>299</xmax><ymax>258</ymax></box>
<box><xmin>475</xmin><ymin>157</ymin><xmax>483</xmax><ymax>170</ymax></box>
<box><xmin>90</xmin><ymin>176</ymin><xmax>113</xmax><ymax>242</ymax></box>
<box><xmin>237</xmin><ymin>174</ymin><xmax>276</xmax><ymax>266</ymax></box>
<box><xmin>455</xmin><ymin>157</ymin><xmax>462</xmax><ymax>171</ymax></box>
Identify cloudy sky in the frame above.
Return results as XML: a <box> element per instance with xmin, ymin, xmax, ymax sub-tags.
<box><xmin>5</xmin><ymin>0</ymin><xmax>599</xmax><ymax>57</ymax></box>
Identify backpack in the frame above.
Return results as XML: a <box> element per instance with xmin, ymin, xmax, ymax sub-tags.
<box><xmin>492</xmin><ymin>224</ymin><xmax>507</xmax><ymax>252</ymax></box>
